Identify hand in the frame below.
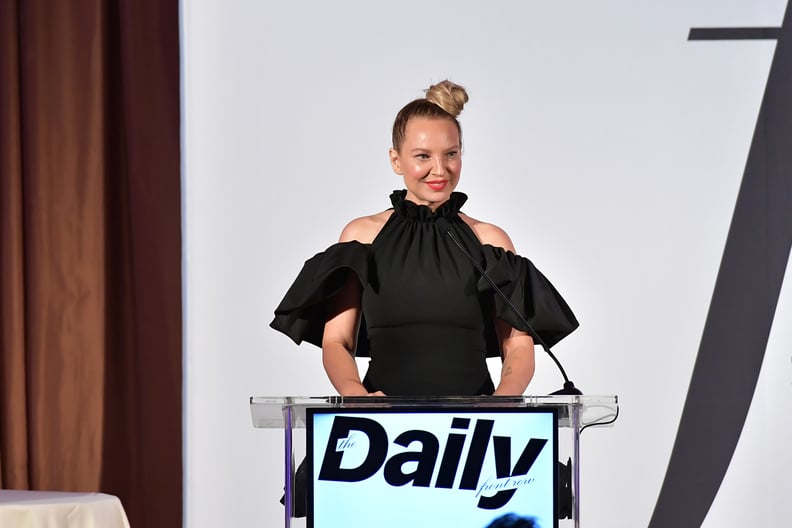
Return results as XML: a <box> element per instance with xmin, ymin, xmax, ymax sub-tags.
<box><xmin>339</xmin><ymin>384</ymin><xmax>385</xmax><ymax>397</ymax></box>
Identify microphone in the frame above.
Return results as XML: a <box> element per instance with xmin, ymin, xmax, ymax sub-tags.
<box><xmin>436</xmin><ymin>218</ymin><xmax>582</xmax><ymax>395</ymax></box>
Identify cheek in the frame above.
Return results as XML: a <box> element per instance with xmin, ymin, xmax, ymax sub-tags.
<box><xmin>404</xmin><ymin>163</ymin><xmax>428</xmax><ymax>179</ymax></box>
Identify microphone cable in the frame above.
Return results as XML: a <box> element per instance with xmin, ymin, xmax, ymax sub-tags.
<box><xmin>437</xmin><ymin>218</ymin><xmax>581</xmax><ymax>396</ymax></box>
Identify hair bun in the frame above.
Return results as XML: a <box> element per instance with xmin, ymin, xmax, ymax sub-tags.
<box><xmin>425</xmin><ymin>80</ymin><xmax>469</xmax><ymax>117</ymax></box>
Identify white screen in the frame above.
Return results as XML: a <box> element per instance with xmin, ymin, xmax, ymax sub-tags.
<box><xmin>308</xmin><ymin>408</ymin><xmax>557</xmax><ymax>528</ymax></box>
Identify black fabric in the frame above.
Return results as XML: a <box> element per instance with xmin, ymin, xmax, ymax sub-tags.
<box><xmin>270</xmin><ymin>190</ymin><xmax>579</xmax><ymax>396</ymax></box>
<box><xmin>270</xmin><ymin>240</ymin><xmax>370</xmax><ymax>352</ymax></box>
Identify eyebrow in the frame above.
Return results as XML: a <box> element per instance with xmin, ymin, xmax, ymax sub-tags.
<box><xmin>408</xmin><ymin>146</ymin><xmax>460</xmax><ymax>153</ymax></box>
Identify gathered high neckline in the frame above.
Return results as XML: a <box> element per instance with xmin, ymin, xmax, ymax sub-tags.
<box><xmin>389</xmin><ymin>190</ymin><xmax>468</xmax><ymax>222</ymax></box>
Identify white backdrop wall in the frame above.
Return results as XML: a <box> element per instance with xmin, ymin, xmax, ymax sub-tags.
<box><xmin>182</xmin><ymin>1</ymin><xmax>792</xmax><ymax>526</ymax></box>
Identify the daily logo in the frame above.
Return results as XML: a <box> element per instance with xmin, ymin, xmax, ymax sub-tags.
<box><xmin>316</xmin><ymin>414</ymin><xmax>550</xmax><ymax>510</ymax></box>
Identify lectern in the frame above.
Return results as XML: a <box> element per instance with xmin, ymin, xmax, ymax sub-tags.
<box><xmin>250</xmin><ymin>395</ymin><xmax>617</xmax><ymax>528</ymax></box>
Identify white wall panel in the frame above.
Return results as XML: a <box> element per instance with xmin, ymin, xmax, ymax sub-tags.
<box><xmin>182</xmin><ymin>1</ymin><xmax>791</xmax><ymax>525</ymax></box>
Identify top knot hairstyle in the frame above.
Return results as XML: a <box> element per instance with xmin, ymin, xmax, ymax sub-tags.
<box><xmin>391</xmin><ymin>80</ymin><xmax>469</xmax><ymax>151</ymax></box>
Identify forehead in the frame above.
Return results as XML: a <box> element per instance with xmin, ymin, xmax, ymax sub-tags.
<box><xmin>403</xmin><ymin>117</ymin><xmax>460</xmax><ymax>147</ymax></box>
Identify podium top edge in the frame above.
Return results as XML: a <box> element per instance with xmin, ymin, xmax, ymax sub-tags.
<box><xmin>249</xmin><ymin>395</ymin><xmax>618</xmax><ymax>406</ymax></box>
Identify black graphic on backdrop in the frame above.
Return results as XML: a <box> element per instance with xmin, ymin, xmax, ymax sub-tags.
<box><xmin>650</xmin><ymin>4</ymin><xmax>792</xmax><ymax>527</ymax></box>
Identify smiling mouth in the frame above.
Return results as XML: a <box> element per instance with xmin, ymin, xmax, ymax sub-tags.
<box><xmin>426</xmin><ymin>181</ymin><xmax>447</xmax><ymax>191</ymax></box>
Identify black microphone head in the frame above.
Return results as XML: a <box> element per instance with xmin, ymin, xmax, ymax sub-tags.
<box><xmin>550</xmin><ymin>381</ymin><xmax>583</xmax><ymax>396</ymax></box>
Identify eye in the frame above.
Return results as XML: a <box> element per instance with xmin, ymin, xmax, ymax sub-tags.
<box><xmin>447</xmin><ymin>150</ymin><xmax>459</xmax><ymax>158</ymax></box>
<box><xmin>415</xmin><ymin>153</ymin><xmax>430</xmax><ymax>160</ymax></box>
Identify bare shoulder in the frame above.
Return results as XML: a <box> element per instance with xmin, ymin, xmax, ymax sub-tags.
<box><xmin>339</xmin><ymin>210</ymin><xmax>394</xmax><ymax>244</ymax></box>
<box><xmin>460</xmin><ymin>214</ymin><xmax>517</xmax><ymax>253</ymax></box>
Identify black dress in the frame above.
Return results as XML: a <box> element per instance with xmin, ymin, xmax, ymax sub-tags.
<box><xmin>270</xmin><ymin>190</ymin><xmax>578</xmax><ymax>397</ymax></box>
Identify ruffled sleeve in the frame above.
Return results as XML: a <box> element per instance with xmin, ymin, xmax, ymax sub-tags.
<box><xmin>270</xmin><ymin>241</ymin><xmax>370</xmax><ymax>352</ymax></box>
<box><xmin>478</xmin><ymin>245</ymin><xmax>579</xmax><ymax>349</ymax></box>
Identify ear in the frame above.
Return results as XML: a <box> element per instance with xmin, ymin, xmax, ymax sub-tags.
<box><xmin>389</xmin><ymin>148</ymin><xmax>402</xmax><ymax>175</ymax></box>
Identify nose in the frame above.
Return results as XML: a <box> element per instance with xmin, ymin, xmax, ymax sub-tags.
<box><xmin>431</xmin><ymin>155</ymin><xmax>446</xmax><ymax>176</ymax></box>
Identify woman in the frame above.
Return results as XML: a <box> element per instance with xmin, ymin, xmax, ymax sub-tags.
<box><xmin>271</xmin><ymin>80</ymin><xmax>578</xmax><ymax>397</ymax></box>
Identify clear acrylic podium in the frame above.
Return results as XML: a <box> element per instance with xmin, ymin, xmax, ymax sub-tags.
<box><xmin>250</xmin><ymin>395</ymin><xmax>617</xmax><ymax>528</ymax></box>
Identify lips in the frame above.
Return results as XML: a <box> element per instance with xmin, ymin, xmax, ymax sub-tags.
<box><xmin>426</xmin><ymin>180</ymin><xmax>447</xmax><ymax>191</ymax></box>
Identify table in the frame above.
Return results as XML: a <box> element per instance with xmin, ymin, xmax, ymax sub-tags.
<box><xmin>0</xmin><ymin>490</ymin><xmax>131</xmax><ymax>528</ymax></box>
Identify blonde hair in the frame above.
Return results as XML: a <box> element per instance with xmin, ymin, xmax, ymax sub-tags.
<box><xmin>391</xmin><ymin>80</ymin><xmax>469</xmax><ymax>151</ymax></box>
<box><xmin>425</xmin><ymin>80</ymin><xmax>469</xmax><ymax>117</ymax></box>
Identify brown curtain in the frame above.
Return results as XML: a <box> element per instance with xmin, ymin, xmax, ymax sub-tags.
<box><xmin>0</xmin><ymin>1</ymin><xmax>182</xmax><ymax>527</ymax></box>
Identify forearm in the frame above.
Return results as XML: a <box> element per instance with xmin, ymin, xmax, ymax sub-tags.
<box><xmin>493</xmin><ymin>344</ymin><xmax>535</xmax><ymax>396</ymax></box>
<box><xmin>321</xmin><ymin>272</ymin><xmax>370</xmax><ymax>396</ymax></box>
<box><xmin>322</xmin><ymin>344</ymin><xmax>368</xmax><ymax>396</ymax></box>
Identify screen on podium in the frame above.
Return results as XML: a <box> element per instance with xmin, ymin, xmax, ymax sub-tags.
<box><xmin>306</xmin><ymin>406</ymin><xmax>558</xmax><ymax>528</ymax></box>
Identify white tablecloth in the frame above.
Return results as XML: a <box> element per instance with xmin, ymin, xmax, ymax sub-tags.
<box><xmin>0</xmin><ymin>490</ymin><xmax>131</xmax><ymax>528</ymax></box>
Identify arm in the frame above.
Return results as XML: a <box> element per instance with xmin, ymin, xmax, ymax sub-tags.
<box><xmin>321</xmin><ymin>274</ymin><xmax>373</xmax><ymax>396</ymax></box>
<box><xmin>320</xmin><ymin>216</ymin><xmax>388</xmax><ymax>396</ymax></box>
<box><xmin>467</xmin><ymin>218</ymin><xmax>536</xmax><ymax>394</ymax></box>
<box><xmin>493</xmin><ymin>320</ymin><xmax>536</xmax><ymax>395</ymax></box>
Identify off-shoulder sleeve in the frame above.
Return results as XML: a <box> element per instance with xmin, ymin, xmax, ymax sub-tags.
<box><xmin>270</xmin><ymin>241</ymin><xmax>369</xmax><ymax>350</ymax></box>
<box><xmin>478</xmin><ymin>245</ymin><xmax>579</xmax><ymax>349</ymax></box>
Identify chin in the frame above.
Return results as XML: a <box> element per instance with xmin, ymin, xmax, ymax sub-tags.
<box><xmin>426</xmin><ymin>193</ymin><xmax>453</xmax><ymax>208</ymax></box>
<box><xmin>406</xmin><ymin>185</ymin><xmax>455</xmax><ymax>207</ymax></box>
